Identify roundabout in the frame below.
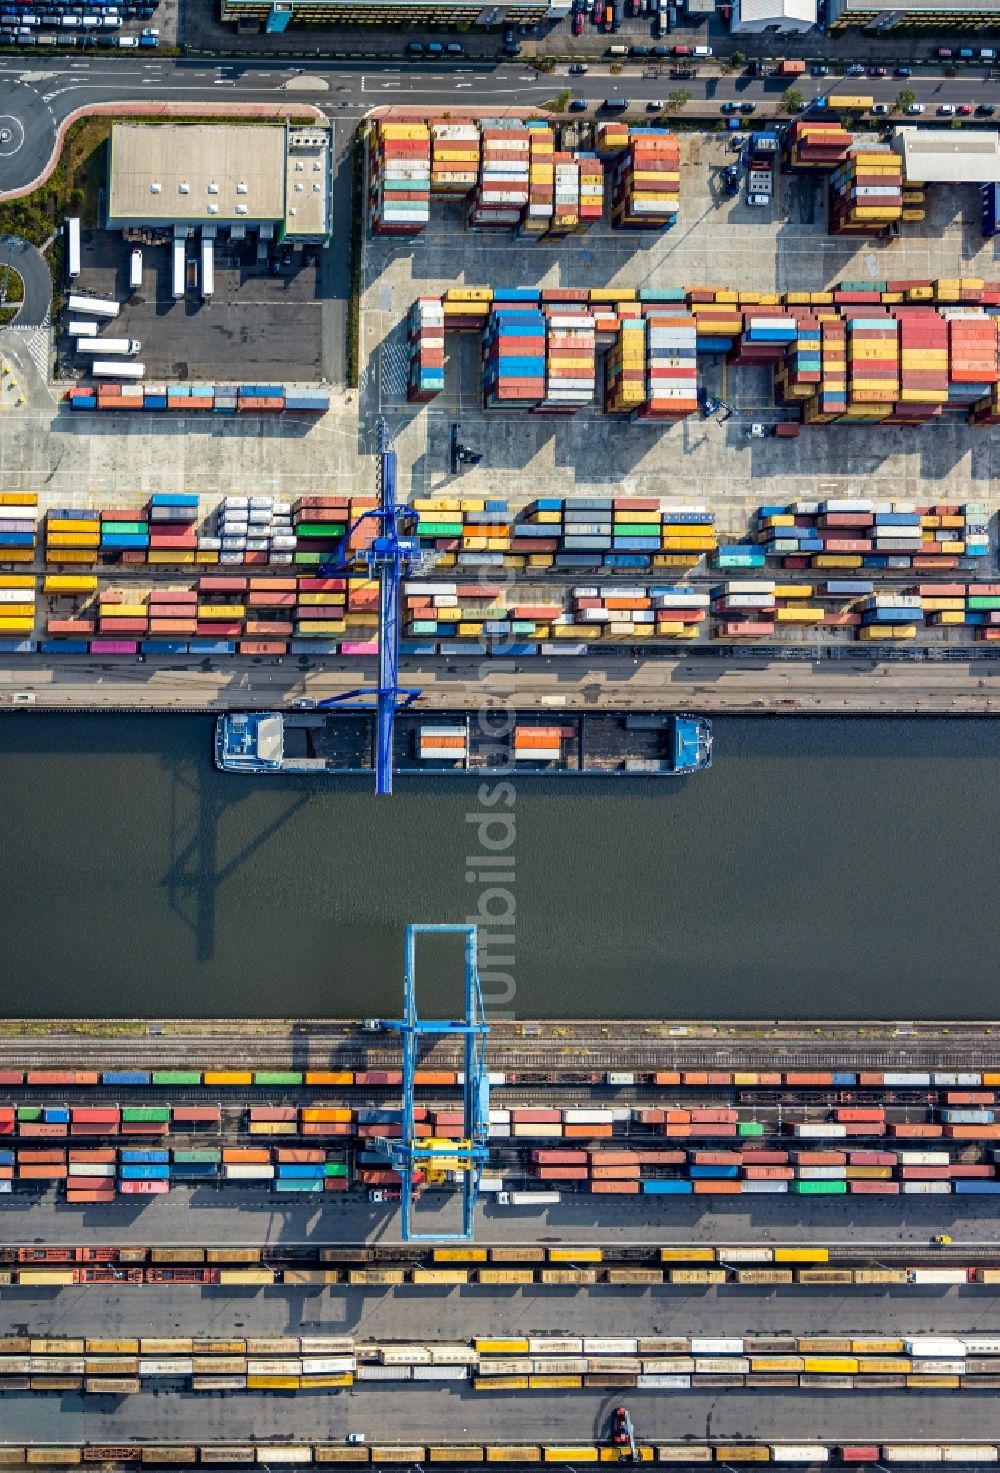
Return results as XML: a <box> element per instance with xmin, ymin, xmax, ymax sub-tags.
<box><xmin>0</xmin><ymin>85</ymin><xmax>58</xmax><ymax>197</ymax></box>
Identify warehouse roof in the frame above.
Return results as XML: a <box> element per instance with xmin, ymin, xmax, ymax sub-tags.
<box><xmin>735</xmin><ymin>0</ymin><xmax>817</xmax><ymax>22</ymax></box>
<box><xmin>108</xmin><ymin>123</ymin><xmax>287</xmax><ymax>224</ymax></box>
<box><xmin>833</xmin><ymin>0</ymin><xmax>1000</xmax><ymax>10</ymax></box>
<box><xmin>892</xmin><ymin>128</ymin><xmax>1000</xmax><ymax>184</ymax></box>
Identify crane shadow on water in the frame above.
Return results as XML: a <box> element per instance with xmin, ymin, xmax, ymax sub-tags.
<box><xmin>159</xmin><ymin>746</ymin><xmax>315</xmax><ymax>966</ymax></box>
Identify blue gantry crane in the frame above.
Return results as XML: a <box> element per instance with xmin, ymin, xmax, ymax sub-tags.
<box><xmin>311</xmin><ymin>419</ymin><xmax>420</xmax><ymax>795</ymax></box>
<box><xmin>370</xmin><ymin>924</ymin><xmax>491</xmax><ymax>1242</ymax></box>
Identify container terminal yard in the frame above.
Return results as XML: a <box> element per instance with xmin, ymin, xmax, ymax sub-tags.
<box><xmin>7</xmin><ymin>56</ymin><xmax>1000</xmax><ymax>1473</ymax></box>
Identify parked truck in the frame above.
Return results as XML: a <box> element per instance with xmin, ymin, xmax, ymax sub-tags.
<box><xmin>66</xmin><ymin>293</ymin><xmax>119</xmax><ymax>319</ymax></box>
<box><xmin>129</xmin><ymin>249</ymin><xmax>143</xmax><ymax>292</ymax></box>
<box><xmin>778</xmin><ymin>58</ymin><xmax>806</xmax><ymax>75</ymax></box>
<box><xmin>90</xmin><ymin>361</ymin><xmax>145</xmax><ymax>379</ymax></box>
<box><xmin>747</xmin><ymin>130</ymin><xmax>778</xmax><ymax>204</ymax></box>
<box><xmin>76</xmin><ymin>339</ymin><xmax>142</xmax><ymax>356</ymax></box>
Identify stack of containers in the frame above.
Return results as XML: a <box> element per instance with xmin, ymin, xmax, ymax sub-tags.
<box><xmin>100</xmin><ymin>507</ymin><xmax>150</xmax><ymax>558</ymax></box>
<box><xmin>548</xmin><ymin>154</ymin><xmax>581</xmax><ymax>238</ymax></box>
<box><xmin>0</xmin><ymin>574</ymin><xmax>35</xmax><ymax>640</ymax></box>
<box><xmin>441</xmin><ymin>285</ymin><xmax>493</xmax><ymax>332</ymax></box>
<box><xmin>636</xmin><ymin>312</ymin><xmax>698</xmax><ymax>422</ymax></box>
<box><xmin>97</xmin><ymin>590</ymin><xmax>148</xmax><ymax>646</ymax></box>
<box><xmin>512</xmin><ymin>726</ymin><xmax>563</xmax><ymax>761</ymax></box>
<box><xmin>895</xmin><ymin>311</ymin><xmax>948</xmax><ymax>422</ymax></box>
<box><xmin>690</xmin><ymin>302</ymin><xmax>742</xmax><ymax>356</ymax></box>
<box><xmin>605</xmin><ymin>318</ymin><xmax>646</xmax><ymax>415</ymax></box>
<box><xmin>537</xmin><ymin>309</ymin><xmax>596</xmax><ymax>413</ymax></box>
<box><xmin>419</xmin><ymin>725</ymin><xmax>468</xmax><ymax>763</ymax></box>
<box><xmin>429</xmin><ymin>122</ymin><xmax>480</xmax><ymax>197</ymax></box>
<box><xmin>407</xmin><ymin>297</ymin><xmax>446</xmax><ymax>403</ymax></box>
<box><xmin>468</xmin><ymin>124</ymin><xmax>530</xmax><ymax>231</ymax></box>
<box><xmin>46</xmin><ymin>509</ymin><xmax>101</xmax><ymax>566</ymax></box>
<box><xmin>236</xmin><ymin>385</ymin><xmax>286</xmax><ymax>415</ymax></box>
<box><xmin>828</xmin><ymin>148</ymin><xmax>902</xmax><ymax>235</ymax></box>
<box><xmin>774</xmin><ymin>315</ymin><xmax>822</xmax><ymax>403</ymax></box>
<box><xmin>148</xmin><ymin>588</ymin><xmax>198</xmax><ymax>644</ymax></box>
<box><xmin>611</xmin><ymin>132</ymin><xmax>681</xmax><ymax>229</ymax></box>
<box><xmin>216</xmin><ymin>496</ymin><xmax>295</xmax><ymax>568</ymax></box>
<box><xmin>0</xmin><ymin>493</ymin><xmax>37</xmax><ymax>562</ymax></box>
<box><xmin>785</xmin><ymin>119</ymin><xmax>853</xmax><ymax>170</ymax></box>
<box><xmin>571</xmin><ymin>586</ymin><xmax>654</xmax><ymax>641</ymax></box>
<box><xmin>482</xmin><ymin>306</ymin><xmax>545</xmax><ymax>409</ymax></box>
<box><xmin>521</xmin><ymin>124</ymin><xmax>554</xmax><ymax>238</ymax></box>
<box><xmin>846</xmin><ymin>315</ymin><xmax>898</xmax><ymax>422</ymax></box>
<box><xmin>710</xmin><ymin>580</ymin><xmax>776</xmax><ymax>639</ymax></box>
<box><xmin>595</xmin><ymin>121</ymin><xmax>630</xmax><ymax>157</ymax></box>
<box><xmin>730</xmin><ymin>313</ymin><xmax>797</xmax><ymax>368</ymax></box>
<box><xmin>292</xmin><ymin>497</ymin><xmax>348</xmax><ymax>568</ymax></box>
<box><xmin>148</xmin><ymin>493</ymin><xmax>200</xmax><ymax>567</ymax></box>
<box><xmin>802</xmin><ymin>317</ymin><xmax>848</xmax><ymax>423</ymax></box>
<box><xmin>857</xmin><ymin>592</ymin><xmax>922</xmax><ymax>642</ymax></box>
<box><xmin>578</xmin><ymin>156</ymin><xmax>605</xmax><ymax>229</ymax></box>
<box><xmin>369</xmin><ymin>121</ymin><xmax>430</xmax><ymax>236</ymax></box>
<box><xmin>651</xmin><ymin>586</ymin><xmax>710</xmax><ymax>637</ymax></box>
<box><xmin>946</xmin><ymin>314</ymin><xmax>999</xmax><ymax>410</ymax></box>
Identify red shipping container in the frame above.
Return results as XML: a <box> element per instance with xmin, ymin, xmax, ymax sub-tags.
<box><xmin>171</xmin><ymin>1108</ymin><xmax>220</xmax><ymax>1123</ymax></box>
<box><xmin>849</xmin><ymin>1180</ymin><xmax>899</xmax><ymax>1193</ymax></box>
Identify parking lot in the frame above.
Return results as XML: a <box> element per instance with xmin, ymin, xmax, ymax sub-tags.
<box><xmin>358</xmin><ymin>127</ymin><xmax>1000</xmax><ymax>517</ymax></box>
<box><xmin>65</xmin><ymin>226</ymin><xmax>326</xmax><ymax>383</ymax></box>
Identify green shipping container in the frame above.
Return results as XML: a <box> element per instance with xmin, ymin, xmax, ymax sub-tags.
<box><xmin>738</xmin><ymin>1122</ymin><xmax>765</xmax><ymax>1137</ymax></box>
<box><xmin>791</xmin><ymin>1179</ymin><xmax>848</xmax><ymax>1194</ymax></box>
<box><xmin>417</xmin><ymin>522</ymin><xmax>464</xmax><ymax>537</ymax></box>
<box><xmin>295</xmin><ymin>523</ymin><xmax>346</xmax><ymax>538</ymax></box>
<box><xmin>17</xmin><ymin>1106</ymin><xmax>42</xmax><ymax>1121</ymax></box>
<box><xmin>325</xmin><ymin>1163</ymin><xmax>348</xmax><ymax>1177</ymax></box>
<box><xmin>152</xmin><ymin>1071</ymin><xmax>202</xmax><ymax>1086</ymax></box>
<box><xmin>122</xmin><ymin>1107</ymin><xmax>171</xmax><ymax>1123</ymax></box>
<box><xmin>967</xmin><ymin>597</ymin><xmax>1000</xmax><ymax>611</ymax></box>
<box><xmin>173</xmin><ymin>1149</ymin><xmax>222</xmax><ymax>1163</ymax></box>
<box><xmin>294</xmin><ymin>552</ymin><xmax>324</xmax><ymax>566</ymax></box>
<box><xmin>252</xmin><ymin>1071</ymin><xmax>303</xmax><ymax>1086</ymax></box>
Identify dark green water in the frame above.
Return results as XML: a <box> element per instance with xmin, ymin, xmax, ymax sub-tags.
<box><xmin>0</xmin><ymin>713</ymin><xmax>994</xmax><ymax>1020</ymax></box>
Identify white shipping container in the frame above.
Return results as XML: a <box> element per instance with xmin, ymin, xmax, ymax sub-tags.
<box><xmin>68</xmin><ymin>1163</ymin><xmax>115</xmax><ymax>1177</ymax></box>
<box><xmin>881</xmin><ymin>1450</ymin><xmax>943</xmax><ymax>1464</ymax></box>
<box><xmin>719</xmin><ymin>1247</ymin><xmax>773</xmax><ymax>1262</ymax></box>
<box><xmin>636</xmin><ymin>1374</ymin><xmax>691</xmax><ymax>1389</ymax></box>
<box><xmin>256</xmin><ymin>1451</ymin><xmax>311</xmax><ymax>1465</ymax></box>
<box><xmin>356</xmin><ymin>1365</ymin><xmax>412</xmax><ymax>1380</ymax></box>
<box><xmin>908</xmin><ymin>1269</ymin><xmax>968</xmax><ymax>1285</ymax></box>
<box><xmin>428</xmin><ymin>1348</ymin><xmax>478</xmax><ymax>1365</ymax></box>
<box><xmin>528</xmin><ymin>1339</ymin><xmax>584</xmax><ymax>1355</ymax></box>
<box><xmin>411</xmin><ymin>1366</ymin><xmax>471</xmax><ymax>1381</ymax></box>
<box><xmin>139</xmin><ymin>1359</ymin><xmax>195</xmax><ymax>1375</ymax></box>
<box><xmin>695</xmin><ymin>1357</ymin><xmax>751</xmax><ymax>1374</ymax></box>
<box><xmin>380</xmin><ymin>1347</ymin><xmax>431</xmax><ymax>1365</ymax></box>
<box><xmin>904</xmin><ymin>1338</ymin><xmax>967</xmax><ymax>1357</ymax></box>
<box><xmin>883</xmin><ymin>1072</ymin><xmax>932</xmax><ymax>1086</ymax></box>
<box><xmin>898</xmin><ymin>1151</ymin><xmax>949</xmax><ymax>1165</ymax></box>
<box><xmin>902</xmin><ymin>1181</ymin><xmax>951</xmax><ymax>1194</ymax></box>
<box><xmin>940</xmin><ymin>1448</ymin><xmax>997</xmax><ymax>1462</ymax></box>
<box><xmin>960</xmin><ymin>1339</ymin><xmax>1000</xmax><ymax>1355</ymax></box>
<box><xmin>583</xmin><ymin>1339</ymin><xmax>638</xmax><ymax>1356</ymax></box>
<box><xmin>224</xmin><ymin>1165</ymin><xmax>274</xmax><ymax>1179</ymax></box>
<box><xmin>690</xmin><ymin>1338</ymin><xmax>744</xmax><ymax>1355</ymax></box>
<box><xmin>642</xmin><ymin>1359</ymin><xmax>695</xmax><ymax>1374</ymax></box>
<box><xmin>247</xmin><ymin>1360</ymin><xmax>301</xmax><ymax>1376</ymax></box>
<box><xmin>911</xmin><ymin>1360</ymin><xmax>966</xmax><ymax>1374</ymax></box>
<box><xmin>770</xmin><ymin>1449</ymin><xmax>829</xmax><ymax>1463</ymax></box>
<box><xmin>508</xmin><ymin>1191</ymin><xmax>559</xmax><ymax>1204</ymax></box>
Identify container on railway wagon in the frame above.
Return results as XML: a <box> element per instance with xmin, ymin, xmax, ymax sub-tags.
<box><xmin>582</xmin><ymin>1340</ymin><xmax>638</xmax><ymax>1355</ymax></box>
<box><xmin>769</xmin><ymin>1448</ymin><xmax>829</xmax><ymax>1463</ymax></box>
<box><xmin>881</xmin><ymin>1449</ymin><xmax>946</xmax><ymax>1463</ymax></box>
<box><xmin>690</xmin><ymin>1338</ymin><xmax>744</xmax><ymax>1355</ymax></box>
<box><xmin>939</xmin><ymin>1449</ymin><xmax>998</xmax><ymax>1462</ymax></box>
<box><xmin>907</xmin><ymin>1270</ymin><xmax>968</xmax><ymax>1285</ymax></box>
<box><xmin>904</xmin><ymin>1338</ymin><xmax>967</xmax><ymax>1357</ymax></box>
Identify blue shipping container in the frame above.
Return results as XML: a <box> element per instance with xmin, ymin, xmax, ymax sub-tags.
<box><xmin>101</xmin><ymin>1071</ymin><xmax>151</xmax><ymax>1086</ymax></box>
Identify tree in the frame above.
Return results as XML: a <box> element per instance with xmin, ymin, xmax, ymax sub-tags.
<box><xmin>666</xmin><ymin>88</ymin><xmax>692</xmax><ymax>111</ymax></box>
<box><xmin>729</xmin><ymin>49</ymin><xmax>746</xmax><ymax>68</ymax></box>
<box><xmin>781</xmin><ymin>87</ymin><xmax>805</xmax><ymax>113</ymax></box>
<box><xmin>896</xmin><ymin>87</ymin><xmax>916</xmax><ymax>111</ymax></box>
<box><xmin>549</xmin><ymin>89</ymin><xmax>571</xmax><ymax>112</ymax></box>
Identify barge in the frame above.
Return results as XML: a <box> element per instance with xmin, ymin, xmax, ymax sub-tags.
<box><xmin>214</xmin><ymin>710</ymin><xmax>712</xmax><ymax>777</ymax></box>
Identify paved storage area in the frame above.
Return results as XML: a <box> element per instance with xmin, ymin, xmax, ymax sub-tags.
<box><xmin>360</xmin><ymin>130</ymin><xmax>1000</xmax><ymax>512</ymax></box>
<box><xmin>66</xmin><ymin>228</ymin><xmax>326</xmax><ymax>383</ymax></box>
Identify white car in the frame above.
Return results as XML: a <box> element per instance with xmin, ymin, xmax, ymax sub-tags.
<box><xmin>117</xmin><ymin>33</ymin><xmax>138</xmax><ymax>43</ymax></box>
<box><xmin>102</xmin><ymin>15</ymin><xmax>122</xmax><ymax>24</ymax></box>
<box><xmin>905</xmin><ymin>102</ymin><xmax>925</xmax><ymax>114</ymax></box>
<box><xmin>693</xmin><ymin>44</ymin><xmax>712</xmax><ymax>56</ymax></box>
<box><xmin>141</xmin><ymin>25</ymin><xmax>158</xmax><ymax>34</ymax></box>
<box><xmin>937</xmin><ymin>103</ymin><xmax>955</xmax><ymax>115</ymax></box>
<box><xmin>346</xmin><ymin>1436</ymin><xmax>366</xmax><ymax>1446</ymax></box>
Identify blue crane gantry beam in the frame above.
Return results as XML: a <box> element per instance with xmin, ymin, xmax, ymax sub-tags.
<box><xmin>310</xmin><ymin>420</ymin><xmax>420</xmax><ymax>795</ymax></box>
<box><xmin>373</xmin><ymin>924</ymin><xmax>490</xmax><ymax>1242</ymax></box>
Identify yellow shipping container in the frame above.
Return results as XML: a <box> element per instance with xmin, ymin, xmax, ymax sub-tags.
<box><xmin>101</xmin><ymin>604</ymin><xmax>146</xmax><ymax>618</ymax></box>
<box><xmin>529</xmin><ymin>1376</ymin><xmax>583</xmax><ymax>1389</ymax></box>
<box><xmin>0</xmin><ymin>491</ymin><xmax>37</xmax><ymax>504</ymax></box>
<box><xmin>19</xmin><ymin>1270</ymin><xmax>75</xmax><ymax>1286</ymax></box>
<box><xmin>247</xmin><ymin>1375</ymin><xmax>300</xmax><ymax>1390</ymax></box>
<box><xmin>148</xmin><ymin>551</ymin><xmax>194</xmax><ymax>565</ymax></box>
<box><xmin>668</xmin><ymin>1270</ymin><xmax>727</xmax><ymax>1285</ymax></box>
<box><xmin>750</xmin><ymin>1358</ymin><xmax>805</xmax><ymax>1373</ymax></box>
<box><xmin>540</xmin><ymin>1269</ymin><xmax>598</xmax><ymax>1285</ymax></box>
<box><xmin>548</xmin><ymin>1248</ymin><xmax>602</xmax><ymax>1263</ymax></box>
<box><xmin>661</xmin><ymin>1248</ymin><xmax>724</xmax><ymax>1262</ymax></box>
<box><xmin>204</xmin><ymin>1071</ymin><xmax>252</xmax><ymax>1084</ymax></box>
<box><xmin>542</xmin><ymin>1450</ymin><xmax>598</xmax><ymax>1463</ymax></box>
<box><xmin>412</xmin><ymin>1270</ymin><xmax>468</xmax><ymax>1285</ymax></box>
<box><xmin>218</xmin><ymin>1271</ymin><xmax>274</xmax><ymax>1286</ymax></box>
<box><xmin>774</xmin><ymin>608</ymin><xmax>824</xmax><ymax>623</ymax></box>
<box><xmin>774</xmin><ymin>1248</ymin><xmax>828</xmax><ymax>1263</ymax></box>
<box><xmin>477</xmin><ymin>1270</ymin><xmax>535</xmax><ymax>1286</ymax></box>
<box><xmin>721</xmin><ymin>1450</ymin><xmax>769</xmax><ymax>1463</ymax></box>
<box><xmin>474</xmin><ymin>1376</ymin><xmax>530</xmax><ymax>1391</ymax></box>
<box><xmin>4</xmin><ymin>549</ymin><xmax>35</xmax><ymax>562</ymax></box>
<box><xmin>906</xmin><ymin>1374</ymin><xmax>960</xmax><ymax>1388</ymax></box>
<box><xmin>846</xmin><ymin>1165</ymin><xmax>893</xmax><ymax>1179</ymax></box>
<box><xmin>855</xmin><ymin>1359</ymin><xmax>912</xmax><ymax>1373</ymax></box>
<box><xmin>802</xmin><ymin>1357</ymin><xmax>858</xmax><ymax>1374</ymax></box>
<box><xmin>314</xmin><ymin>1449</ymin><xmax>370</xmax><ymax>1464</ymax></box>
<box><xmin>427</xmin><ymin>1450</ymin><xmax>485</xmax><ymax>1464</ymax></box>
<box><xmin>26</xmin><ymin>1453</ymin><xmax>80</xmax><ymax>1466</ymax></box>
<box><xmin>43</xmin><ymin>575</ymin><xmax>96</xmax><ymax>593</ymax></box>
<box><xmin>851</xmin><ymin>1339</ymin><xmax>905</xmax><ymax>1354</ymax></box>
<box><xmin>476</xmin><ymin>1339</ymin><xmax>531</xmax><ymax>1354</ymax></box>
<box><xmin>485</xmin><ymin>1450</ymin><xmax>541</xmax><ymax>1464</ymax></box>
<box><xmin>774</xmin><ymin>582</ymin><xmax>813</xmax><ymax>595</ymax></box>
<box><xmin>852</xmin><ymin>1269</ymin><xmax>908</xmax><ymax>1284</ymax></box>
<box><xmin>348</xmin><ymin>1270</ymin><xmax>405</xmax><ymax>1286</ymax></box>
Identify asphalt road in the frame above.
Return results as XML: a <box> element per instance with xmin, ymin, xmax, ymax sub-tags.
<box><xmin>1</xmin><ymin>1383</ymin><xmax>997</xmax><ymax>1447</ymax></box>
<box><xmin>4</xmin><ymin>1187</ymin><xmax>1000</xmax><ymax>1243</ymax></box>
<box><xmin>0</xmin><ymin>54</ymin><xmax>996</xmax><ymax>199</ymax></box>
<box><xmin>3</xmin><ymin>1281</ymin><xmax>1000</xmax><ymax>1340</ymax></box>
<box><xmin>0</xmin><ymin>230</ymin><xmax>50</xmax><ymax>324</ymax></box>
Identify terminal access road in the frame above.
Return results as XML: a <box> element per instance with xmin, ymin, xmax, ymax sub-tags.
<box><xmin>2</xmin><ymin>648</ymin><xmax>1000</xmax><ymax>714</ymax></box>
<box><xmin>0</xmin><ymin>53</ymin><xmax>992</xmax><ymax>198</ymax></box>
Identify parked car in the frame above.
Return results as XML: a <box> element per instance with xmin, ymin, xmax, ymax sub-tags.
<box><xmin>868</xmin><ymin>65</ymin><xmax>886</xmax><ymax>76</ymax></box>
<box><xmin>721</xmin><ymin>99</ymin><xmax>737</xmax><ymax>112</ymax></box>
<box><xmin>937</xmin><ymin>102</ymin><xmax>956</xmax><ymax>115</ymax></box>
<box><xmin>810</xmin><ymin>64</ymin><xmax>828</xmax><ymax>76</ymax></box>
<box><xmin>445</xmin><ymin>40</ymin><xmax>463</xmax><ymax>52</ymax></box>
<box><xmin>957</xmin><ymin>103</ymin><xmax>974</xmax><ymax>115</ymax></box>
<box><xmin>937</xmin><ymin>47</ymin><xmax>952</xmax><ymax>58</ymax></box>
<box><xmin>406</xmin><ymin>39</ymin><xmax>422</xmax><ymax>51</ymax></box>
<box><xmin>426</xmin><ymin>39</ymin><xmax>442</xmax><ymax>52</ymax></box>
<box><xmin>572</xmin><ymin>10</ymin><xmax>583</xmax><ymax>31</ymax></box>
<box><xmin>568</xmin><ymin>61</ymin><xmax>588</xmax><ymax>71</ymax></box>
<box><xmin>872</xmin><ymin>102</ymin><xmax>889</xmax><ymax>114</ymax></box>
<box><xmin>740</xmin><ymin>100</ymin><xmax>756</xmax><ymax>113</ymax></box>
<box><xmin>976</xmin><ymin>102</ymin><xmax>996</xmax><ymax>115</ymax></box>
<box><xmin>846</xmin><ymin>63</ymin><xmax>865</xmax><ymax>75</ymax></box>
<box><xmin>895</xmin><ymin>65</ymin><xmax>912</xmax><ymax>76</ymax></box>
<box><xmin>692</xmin><ymin>43</ymin><xmax>712</xmax><ymax>55</ymax></box>
<box><xmin>905</xmin><ymin>102</ymin><xmax>924</xmax><ymax>113</ymax></box>
<box><xmin>568</xmin><ymin>96</ymin><xmax>588</xmax><ymax>108</ymax></box>
<box><xmin>646</xmin><ymin>99</ymin><xmax>663</xmax><ymax>110</ymax></box>
<box><xmin>117</xmin><ymin>31</ymin><xmax>137</xmax><ymax>41</ymax></box>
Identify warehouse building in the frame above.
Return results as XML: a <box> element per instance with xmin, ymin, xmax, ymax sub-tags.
<box><xmin>221</xmin><ymin>0</ymin><xmax>560</xmax><ymax>29</ymax></box>
<box><xmin>106</xmin><ymin>123</ymin><xmax>333</xmax><ymax>245</ymax></box>
<box><xmin>731</xmin><ymin>0</ymin><xmax>816</xmax><ymax>30</ymax></box>
<box><xmin>828</xmin><ymin>0</ymin><xmax>1000</xmax><ymax>28</ymax></box>
<box><xmin>892</xmin><ymin>128</ymin><xmax>1000</xmax><ymax>184</ymax></box>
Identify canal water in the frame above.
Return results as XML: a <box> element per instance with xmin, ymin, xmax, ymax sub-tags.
<box><xmin>0</xmin><ymin>713</ymin><xmax>994</xmax><ymax>1020</ymax></box>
